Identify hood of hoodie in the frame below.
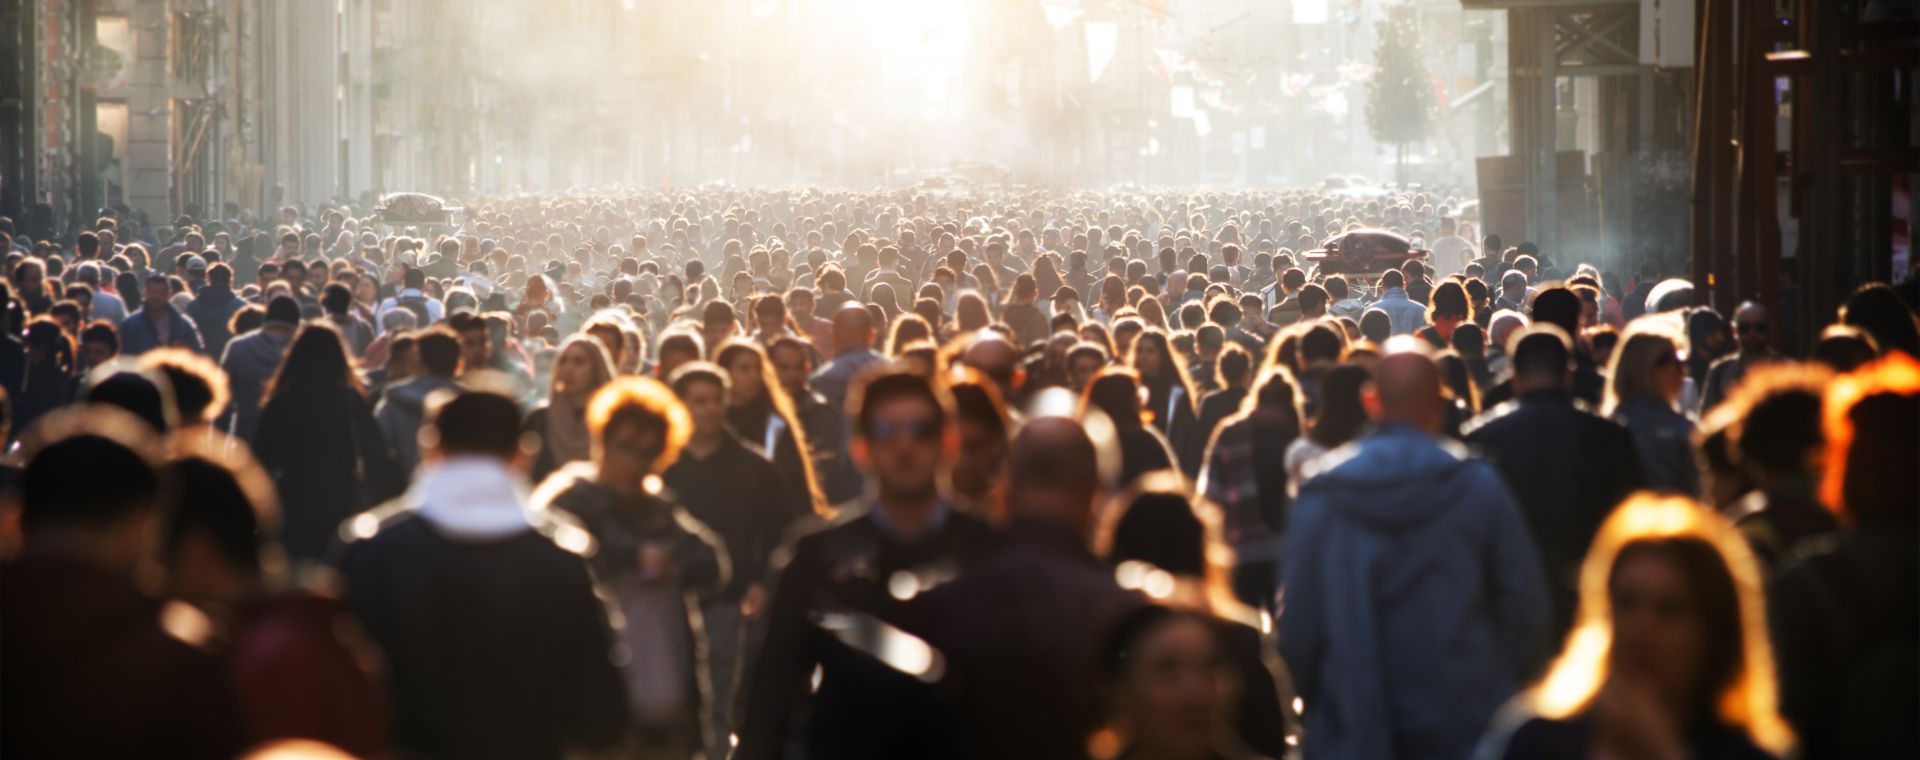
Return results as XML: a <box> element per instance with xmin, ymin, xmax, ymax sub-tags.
<box><xmin>1302</xmin><ymin>422</ymin><xmax>1480</xmax><ymax>530</ymax></box>
<box><xmin>384</xmin><ymin>374</ymin><xmax>458</xmax><ymax>417</ymax></box>
<box><xmin>230</xmin><ymin>328</ymin><xmax>292</xmax><ymax>365</ymax></box>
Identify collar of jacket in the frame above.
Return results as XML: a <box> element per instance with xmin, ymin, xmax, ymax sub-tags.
<box><xmin>410</xmin><ymin>456</ymin><xmax>535</xmax><ymax>541</ymax></box>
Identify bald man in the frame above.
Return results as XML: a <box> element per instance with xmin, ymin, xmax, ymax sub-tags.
<box><xmin>1281</xmin><ymin>339</ymin><xmax>1549</xmax><ymax>760</ymax></box>
<box><xmin>892</xmin><ymin>417</ymin><xmax>1143</xmax><ymax>760</ymax></box>
<box><xmin>1700</xmin><ymin>300</ymin><xmax>1775</xmax><ymax>413</ymax></box>
<box><xmin>809</xmin><ymin>304</ymin><xmax>883</xmax><ymax>412</ymax></box>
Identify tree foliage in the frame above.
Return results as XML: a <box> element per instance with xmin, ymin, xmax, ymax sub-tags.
<box><xmin>1366</xmin><ymin>4</ymin><xmax>1438</xmax><ymax>165</ymax></box>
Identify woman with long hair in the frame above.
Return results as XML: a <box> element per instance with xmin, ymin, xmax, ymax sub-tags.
<box><xmin>16</xmin><ymin>317</ymin><xmax>76</xmax><ymax>433</ymax></box>
<box><xmin>1130</xmin><ymin>328</ymin><xmax>1204</xmax><ymax>477</ymax></box>
<box><xmin>1197</xmin><ymin>366</ymin><xmax>1304</xmax><ymax>612</ymax></box>
<box><xmin>954</xmin><ymin>291</ymin><xmax>991</xmax><ymax>334</ymax></box>
<box><xmin>1490</xmin><ymin>493</ymin><xmax>1793</xmax><ymax>759</ymax></box>
<box><xmin>715</xmin><ymin>339</ymin><xmax>826</xmax><ymax>516</ymax></box>
<box><xmin>1002</xmin><ymin>273</ymin><xmax>1049</xmax><ymax>348</ymax></box>
<box><xmin>1283</xmin><ymin>363</ymin><xmax>1372</xmax><ymax>493</ymax></box>
<box><xmin>523</xmin><ymin>335</ymin><xmax>617</xmax><ymax>483</ymax></box>
<box><xmin>1082</xmin><ymin>368</ymin><xmax>1178</xmax><ymax>488</ymax></box>
<box><xmin>1093</xmin><ymin>472</ymin><xmax>1293</xmax><ymax>759</ymax></box>
<box><xmin>252</xmin><ymin>323</ymin><xmax>404</xmax><ymax>564</ymax></box>
<box><xmin>1604</xmin><ymin>323</ymin><xmax>1700</xmax><ymax>496</ymax></box>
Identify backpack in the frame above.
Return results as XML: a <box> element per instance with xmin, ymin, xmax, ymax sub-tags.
<box><xmin>398</xmin><ymin>294</ymin><xmax>432</xmax><ymax>326</ymax></box>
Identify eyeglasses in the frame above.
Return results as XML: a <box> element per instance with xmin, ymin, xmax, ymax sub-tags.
<box><xmin>869</xmin><ymin>417</ymin><xmax>942</xmax><ymax>444</ymax></box>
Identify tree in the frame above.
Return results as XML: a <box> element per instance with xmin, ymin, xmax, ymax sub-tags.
<box><xmin>1366</xmin><ymin>3</ymin><xmax>1438</xmax><ymax>185</ymax></box>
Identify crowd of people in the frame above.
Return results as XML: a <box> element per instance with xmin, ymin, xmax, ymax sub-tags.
<box><xmin>0</xmin><ymin>185</ymin><xmax>1914</xmax><ymax>760</ymax></box>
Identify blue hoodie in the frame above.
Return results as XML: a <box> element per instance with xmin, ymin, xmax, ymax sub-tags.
<box><xmin>1281</xmin><ymin>422</ymin><xmax>1550</xmax><ymax>760</ymax></box>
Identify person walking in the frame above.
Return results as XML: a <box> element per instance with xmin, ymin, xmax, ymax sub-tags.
<box><xmin>737</xmin><ymin>371</ymin><xmax>991</xmax><ymax>760</ymax></box>
<box><xmin>253</xmin><ymin>322</ymin><xmax>404</xmax><ymax>563</ymax></box>
<box><xmin>534</xmin><ymin>377</ymin><xmax>728</xmax><ymax>759</ymax></box>
<box><xmin>1281</xmin><ymin>341</ymin><xmax>1551</xmax><ymax>760</ymax></box>
<box><xmin>339</xmin><ymin>389</ymin><xmax>629</xmax><ymax>760</ymax></box>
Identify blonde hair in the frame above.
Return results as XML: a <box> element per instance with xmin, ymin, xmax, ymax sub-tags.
<box><xmin>1602</xmin><ymin>319</ymin><xmax>1685</xmax><ymax>417</ymax></box>
<box><xmin>1530</xmin><ymin>493</ymin><xmax>1793</xmax><ymax>755</ymax></box>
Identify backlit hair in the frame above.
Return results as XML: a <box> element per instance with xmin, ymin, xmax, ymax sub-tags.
<box><xmin>586</xmin><ymin>376</ymin><xmax>692</xmax><ymax>472</ymax></box>
<box><xmin>1530</xmin><ymin>493</ymin><xmax>1792</xmax><ymax>756</ymax></box>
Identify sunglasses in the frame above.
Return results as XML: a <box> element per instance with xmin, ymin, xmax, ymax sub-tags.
<box><xmin>870</xmin><ymin>417</ymin><xmax>942</xmax><ymax>444</ymax></box>
<box><xmin>1738</xmin><ymin>323</ymin><xmax>1770</xmax><ymax>334</ymax></box>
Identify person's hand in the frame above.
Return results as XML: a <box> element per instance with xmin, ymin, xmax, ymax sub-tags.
<box><xmin>1589</xmin><ymin>675</ymin><xmax>1687</xmax><ymax>760</ymax></box>
<box><xmin>637</xmin><ymin>544</ymin><xmax>672</xmax><ymax>580</ymax></box>
<box><xmin>740</xmin><ymin>583</ymin><xmax>769</xmax><ymax>620</ymax></box>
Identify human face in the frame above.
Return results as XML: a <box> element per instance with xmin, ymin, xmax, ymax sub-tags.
<box><xmin>553</xmin><ymin>343</ymin><xmax>602</xmax><ymax>402</ymax></box>
<box><xmin>1734</xmin><ymin>307</ymin><xmax>1769</xmax><ymax>354</ymax></box>
<box><xmin>1071</xmin><ymin>357</ymin><xmax>1104</xmax><ymax>391</ymax></box>
<box><xmin>1607</xmin><ymin>549</ymin><xmax>1707</xmax><ymax>713</ymax></box>
<box><xmin>1114</xmin><ymin>616</ymin><xmax>1232</xmax><ymax>758</ymax></box>
<box><xmin>724</xmin><ymin>351</ymin><xmax>765</xmax><ymax>405</ymax></box>
<box><xmin>459</xmin><ymin>327</ymin><xmax>490</xmax><ymax>368</ymax></box>
<box><xmin>80</xmin><ymin>339</ymin><xmax>116</xmax><ymax>369</ymax></box>
<box><xmin>144</xmin><ymin>280</ymin><xmax>171</xmax><ymax>310</ymax></box>
<box><xmin>597</xmin><ymin>419</ymin><xmax>666</xmax><ymax>494</ymax></box>
<box><xmin>769</xmin><ymin>345</ymin><xmax>811</xmax><ymax>396</ymax></box>
<box><xmin>790</xmin><ymin>293</ymin><xmax>814</xmax><ymax>322</ymax></box>
<box><xmin>1133</xmin><ymin>336</ymin><xmax>1165</xmax><ymax>377</ymax></box>
<box><xmin>1653</xmin><ymin>350</ymin><xmax>1685</xmax><ymax>402</ymax></box>
<box><xmin>681</xmin><ymin>380</ymin><xmax>728</xmax><ymax>438</ymax></box>
<box><xmin>862</xmin><ymin>396</ymin><xmax>944</xmax><ymax>498</ymax></box>
<box><xmin>952</xmin><ymin>418</ymin><xmax>1006</xmax><ymax>502</ymax></box>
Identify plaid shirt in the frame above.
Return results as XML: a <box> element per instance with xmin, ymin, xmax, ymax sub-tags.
<box><xmin>1199</xmin><ymin>415</ymin><xmax>1270</xmax><ymax>552</ymax></box>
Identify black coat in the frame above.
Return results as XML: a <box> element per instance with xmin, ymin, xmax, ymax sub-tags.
<box><xmin>736</xmin><ymin>506</ymin><xmax>990</xmax><ymax>760</ymax></box>
<box><xmin>339</xmin><ymin>508</ymin><xmax>629</xmax><ymax>760</ymax></box>
<box><xmin>886</xmin><ymin>519</ymin><xmax>1147</xmax><ymax>760</ymax></box>
<box><xmin>254</xmin><ymin>385</ymin><xmax>405</xmax><ymax>562</ymax></box>
<box><xmin>665</xmin><ymin>433</ymin><xmax>805</xmax><ymax>599</ymax></box>
<box><xmin>1463</xmin><ymin>390</ymin><xmax>1645</xmax><ymax>639</ymax></box>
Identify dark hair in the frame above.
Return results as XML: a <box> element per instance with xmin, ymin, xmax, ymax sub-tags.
<box><xmin>1511</xmin><ymin>327</ymin><xmax>1573</xmax><ymax>381</ymax></box>
<box><xmin>851</xmin><ymin>370</ymin><xmax>952</xmax><ymax>439</ymax></box>
<box><xmin>1324</xmin><ymin>275</ymin><xmax>1349</xmax><ymax>301</ymax></box>
<box><xmin>1106</xmin><ymin>491</ymin><xmax>1206</xmax><ymax>576</ymax></box>
<box><xmin>1309</xmin><ymin>364</ymin><xmax>1371</xmax><ymax>448</ymax></box>
<box><xmin>321</xmin><ymin>283</ymin><xmax>352</xmax><ymax>315</ymax></box>
<box><xmin>1300</xmin><ymin>323</ymin><xmax>1343</xmax><ymax>363</ymax></box>
<box><xmin>207</xmin><ymin>262</ymin><xmax>233</xmax><ymax>286</ymax></box>
<box><xmin>1451</xmin><ymin>322</ymin><xmax>1487</xmax><ymax>356</ymax></box>
<box><xmin>264</xmin><ymin>323</ymin><xmax>362</xmax><ymax>405</ymax></box>
<box><xmin>1216</xmin><ymin>343</ymin><xmax>1252</xmax><ymax>387</ymax></box>
<box><xmin>428</xmin><ymin>390</ymin><xmax>523</xmax><ymax>458</ymax></box>
<box><xmin>1428</xmin><ymin>280</ymin><xmax>1471</xmax><ymax>321</ymax></box>
<box><xmin>20</xmin><ymin>425</ymin><xmax>159</xmax><ymax>530</ymax></box>
<box><xmin>1379</xmin><ymin>269</ymin><xmax>1405</xmax><ymax>291</ymax></box>
<box><xmin>161</xmin><ymin>454</ymin><xmax>270</xmax><ymax>576</ymax></box>
<box><xmin>1083</xmin><ymin>368</ymin><xmax>1145</xmax><ymax>428</ymax></box>
<box><xmin>1840</xmin><ymin>282</ymin><xmax>1920</xmax><ymax>358</ymax></box>
<box><xmin>1530</xmin><ymin>287</ymin><xmax>1581</xmax><ymax>337</ymax></box>
<box><xmin>669</xmin><ymin>361</ymin><xmax>730</xmax><ymax>397</ymax></box>
<box><xmin>415</xmin><ymin>326</ymin><xmax>462</xmax><ymax>376</ymax></box>
<box><xmin>1359</xmin><ymin>309</ymin><xmax>1392</xmax><ymax>344</ymax></box>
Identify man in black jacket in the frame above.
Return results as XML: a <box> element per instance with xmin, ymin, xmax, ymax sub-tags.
<box><xmin>889</xmin><ymin>415</ymin><xmax>1145</xmax><ymax>760</ymax></box>
<box><xmin>338</xmin><ymin>390</ymin><xmax>628</xmax><ymax>760</ymax></box>
<box><xmin>664</xmin><ymin>362</ymin><xmax>802</xmax><ymax>758</ymax></box>
<box><xmin>1462</xmin><ymin>326</ymin><xmax>1645</xmax><ymax>639</ymax></box>
<box><xmin>737</xmin><ymin>370</ymin><xmax>990</xmax><ymax>760</ymax></box>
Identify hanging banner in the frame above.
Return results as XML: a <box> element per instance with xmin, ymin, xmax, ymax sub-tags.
<box><xmin>1085</xmin><ymin>22</ymin><xmax>1118</xmax><ymax>83</ymax></box>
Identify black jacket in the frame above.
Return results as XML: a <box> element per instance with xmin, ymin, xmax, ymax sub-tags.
<box><xmin>536</xmin><ymin>466</ymin><xmax>728</xmax><ymax>743</ymax></box>
<box><xmin>1463</xmin><ymin>390</ymin><xmax>1645</xmax><ymax>638</ymax></box>
<box><xmin>737</xmin><ymin>505</ymin><xmax>990</xmax><ymax>760</ymax></box>
<box><xmin>886</xmin><ymin>519</ymin><xmax>1146</xmax><ymax>760</ymax></box>
<box><xmin>665</xmin><ymin>433</ymin><xmax>806</xmax><ymax>599</ymax></box>
<box><xmin>339</xmin><ymin>499</ymin><xmax>629</xmax><ymax>760</ymax></box>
